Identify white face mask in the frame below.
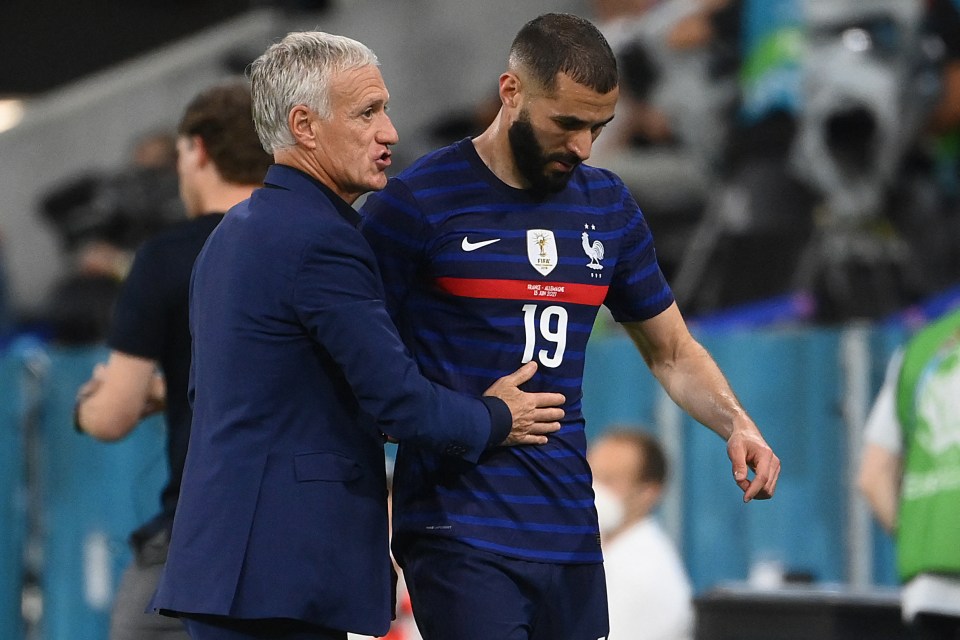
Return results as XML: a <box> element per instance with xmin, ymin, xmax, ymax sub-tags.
<box><xmin>593</xmin><ymin>482</ymin><xmax>625</xmax><ymax>537</ymax></box>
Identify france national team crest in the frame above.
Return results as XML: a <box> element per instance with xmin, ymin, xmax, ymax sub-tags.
<box><xmin>527</xmin><ymin>229</ymin><xmax>558</xmax><ymax>276</ymax></box>
<box><xmin>582</xmin><ymin>226</ymin><xmax>604</xmax><ymax>271</ymax></box>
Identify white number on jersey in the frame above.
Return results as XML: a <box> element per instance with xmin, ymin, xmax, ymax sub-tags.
<box><xmin>521</xmin><ymin>304</ymin><xmax>568</xmax><ymax>368</ymax></box>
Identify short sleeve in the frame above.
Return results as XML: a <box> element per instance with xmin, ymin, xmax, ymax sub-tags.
<box><xmin>863</xmin><ymin>349</ymin><xmax>905</xmax><ymax>454</ymax></box>
<box><xmin>603</xmin><ymin>185</ymin><xmax>675</xmax><ymax>322</ymax></box>
<box><xmin>107</xmin><ymin>241</ymin><xmax>168</xmax><ymax>360</ymax></box>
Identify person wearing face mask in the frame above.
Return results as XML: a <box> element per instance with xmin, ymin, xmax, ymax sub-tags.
<box><xmin>589</xmin><ymin>428</ymin><xmax>695</xmax><ymax>640</ymax></box>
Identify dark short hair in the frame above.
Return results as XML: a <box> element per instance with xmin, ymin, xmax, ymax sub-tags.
<box><xmin>602</xmin><ymin>428</ymin><xmax>668</xmax><ymax>485</ymax></box>
<box><xmin>509</xmin><ymin>13</ymin><xmax>618</xmax><ymax>95</ymax></box>
<box><xmin>177</xmin><ymin>81</ymin><xmax>273</xmax><ymax>185</ymax></box>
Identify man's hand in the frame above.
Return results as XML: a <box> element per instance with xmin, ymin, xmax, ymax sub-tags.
<box><xmin>74</xmin><ymin>353</ymin><xmax>165</xmax><ymax>440</ymax></box>
<box><xmin>76</xmin><ymin>363</ymin><xmax>106</xmax><ymax>405</ymax></box>
<box><xmin>727</xmin><ymin>424</ymin><xmax>781</xmax><ymax>502</ymax></box>
<box><xmin>74</xmin><ymin>364</ymin><xmax>106</xmax><ymax>434</ymax></box>
<box><xmin>484</xmin><ymin>361</ymin><xmax>565</xmax><ymax>446</ymax></box>
<box><xmin>142</xmin><ymin>373</ymin><xmax>167</xmax><ymax>417</ymax></box>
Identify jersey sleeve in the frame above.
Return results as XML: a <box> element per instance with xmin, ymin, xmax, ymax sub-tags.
<box><xmin>107</xmin><ymin>240</ymin><xmax>167</xmax><ymax>360</ymax></box>
<box><xmin>358</xmin><ymin>179</ymin><xmax>429</xmax><ymax>322</ymax></box>
<box><xmin>603</xmin><ymin>184</ymin><xmax>675</xmax><ymax>322</ymax></box>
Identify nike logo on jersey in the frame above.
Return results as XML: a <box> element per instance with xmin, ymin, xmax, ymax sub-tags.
<box><xmin>461</xmin><ymin>237</ymin><xmax>501</xmax><ymax>252</ymax></box>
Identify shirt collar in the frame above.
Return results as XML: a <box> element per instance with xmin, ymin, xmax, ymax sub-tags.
<box><xmin>263</xmin><ymin>164</ymin><xmax>362</xmax><ymax>228</ymax></box>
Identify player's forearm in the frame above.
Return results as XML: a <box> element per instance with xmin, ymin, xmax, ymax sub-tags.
<box><xmin>857</xmin><ymin>445</ymin><xmax>901</xmax><ymax>533</ymax></box>
<box><xmin>648</xmin><ymin>339</ymin><xmax>753</xmax><ymax>441</ymax></box>
<box><xmin>624</xmin><ymin>308</ymin><xmax>760</xmax><ymax>442</ymax></box>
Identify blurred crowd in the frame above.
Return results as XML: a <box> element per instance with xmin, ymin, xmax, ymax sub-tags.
<box><xmin>27</xmin><ymin>131</ymin><xmax>184</xmax><ymax>345</ymax></box>
<box><xmin>585</xmin><ymin>0</ymin><xmax>960</xmax><ymax>322</ymax></box>
<box><xmin>2</xmin><ymin>0</ymin><xmax>959</xmax><ymax>348</ymax></box>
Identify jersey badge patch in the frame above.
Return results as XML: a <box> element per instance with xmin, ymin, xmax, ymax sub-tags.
<box><xmin>527</xmin><ymin>229</ymin><xmax>558</xmax><ymax>276</ymax></box>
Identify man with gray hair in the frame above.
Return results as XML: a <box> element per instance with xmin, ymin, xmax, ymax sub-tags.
<box><xmin>149</xmin><ymin>31</ymin><xmax>565</xmax><ymax>640</ymax></box>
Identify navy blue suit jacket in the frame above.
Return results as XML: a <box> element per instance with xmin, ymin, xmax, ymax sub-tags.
<box><xmin>150</xmin><ymin>165</ymin><xmax>509</xmax><ymax>635</ymax></box>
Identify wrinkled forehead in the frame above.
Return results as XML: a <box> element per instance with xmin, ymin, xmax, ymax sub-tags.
<box><xmin>329</xmin><ymin>64</ymin><xmax>389</xmax><ymax>109</ymax></box>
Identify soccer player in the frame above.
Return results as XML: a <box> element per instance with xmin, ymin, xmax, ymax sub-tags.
<box><xmin>360</xmin><ymin>13</ymin><xmax>780</xmax><ymax>640</ymax></box>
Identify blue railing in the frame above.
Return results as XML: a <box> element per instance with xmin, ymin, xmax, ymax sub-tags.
<box><xmin>1</xmin><ymin>342</ymin><xmax>167</xmax><ymax>640</ymax></box>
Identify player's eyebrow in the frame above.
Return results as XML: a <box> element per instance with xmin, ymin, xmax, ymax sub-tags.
<box><xmin>553</xmin><ymin>114</ymin><xmax>615</xmax><ymax>130</ymax></box>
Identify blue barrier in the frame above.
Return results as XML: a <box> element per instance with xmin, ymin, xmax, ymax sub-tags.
<box><xmin>686</xmin><ymin>329</ymin><xmax>848</xmax><ymax>589</ymax></box>
<box><xmin>37</xmin><ymin>346</ymin><xmax>168</xmax><ymax>640</ymax></box>
<box><xmin>582</xmin><ymin>325</ymin><xmax>904</xmax><ymax>592</ymax></box>
<box><xmin>0</xmin><ymin>351</ymin><xmax>26</xmax><ymax>640</ymax></box>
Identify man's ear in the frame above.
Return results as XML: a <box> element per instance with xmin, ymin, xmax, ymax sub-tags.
<box><xmin>190</xmin><ymin>135</ymin><xmax>210</xmax><ymax>167</ymax></box>
<box><xmin>499</xmin><ymin>71</ymin><xmax>522</xmax><ymax>109</ymax></box>
<box><xmin>287</xmin><ymin>105</ymin><xmax>317</xmax><ymax>149</ymax></box>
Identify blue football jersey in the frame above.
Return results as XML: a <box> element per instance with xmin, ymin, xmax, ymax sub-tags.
<box><xmin>360</xmin><ymin>138</ymin><xmax>674</xmax><ymax>563</ymax></box>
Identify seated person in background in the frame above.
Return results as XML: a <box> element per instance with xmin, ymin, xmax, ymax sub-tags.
<box><xmin>589</xmin><ymin>428</ymin><xmax>695</xmax><ymax>640</ymax></box>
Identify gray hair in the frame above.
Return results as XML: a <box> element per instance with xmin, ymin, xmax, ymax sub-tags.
<box><xmin>249</xmin><ymin>31</ymin><xmax>379</xmax><ymax>154</ymax></box>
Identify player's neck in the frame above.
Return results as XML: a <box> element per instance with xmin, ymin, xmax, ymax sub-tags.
<box><xmin>472</xmin><ymin>117</ymin><xmax>526</xmax><ymax>190</ymax></box>
<box><xmin>193</xmin><ymin>183</ymin><xmax>258</xmax><ymax>218</ymax></box>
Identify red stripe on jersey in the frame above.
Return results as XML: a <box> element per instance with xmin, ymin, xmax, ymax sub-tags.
<box><xmin>435</xmin><ymin>277</ymin><xmax>608</xmax><ymax>305</ymax></box>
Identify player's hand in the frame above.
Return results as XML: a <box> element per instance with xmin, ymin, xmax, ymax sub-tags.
<box><xmin>727</xmin><ymin>424</ymin><xmax>780</xmax><ymax>502</ymax></box>
<box><xmin>484</xmin><ymin>361</ymin><xmax>564</xmax><ymax>446</ymax></box>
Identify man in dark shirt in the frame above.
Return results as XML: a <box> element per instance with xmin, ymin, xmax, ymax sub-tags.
<box><xmin>73</xmin><ymin>81</ymin><xmax>273</xmax><ymax>640</ymax></box>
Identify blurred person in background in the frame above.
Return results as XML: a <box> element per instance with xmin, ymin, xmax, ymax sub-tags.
<box><xmin>74</xmin><ymin>80</ymin><xmax>273</xmax><ymax>640</ymax></box>
<box><xmin>858</xmin><ymin>307</ymin><xmax>960</xmax><ymax>640</ymax></box>
<box><xmin>925</xmin><ymin>0</ymin><xmax>960</xmax><ymax>140</ymax></box>
<box><xmin>896</xmin><ymin>0</ymin><xmax>960</xmax><ymax>295</ymax></box>
<box><xmin>589</xmin><ymin>428</ymin><xmax>694</xmax><ymax>640</ymax></box>
<box><xmin>39</xmin><ymin>126</ymin><xmax>185</xmax><ymax>345</ymax></box>
<box><xmin>664</xmin><ymin>0</ymin><xmax>821</xmax><ymax>315</ymax></box>
<box><xmin>360</xmin><ymin>13</ymin><xmax>779</xmax><ymax>640</ymax></box>
<box><xmin>149</xmin><ymin>31</ymin><xmax>564</xmax><ymax>640</ymax></box>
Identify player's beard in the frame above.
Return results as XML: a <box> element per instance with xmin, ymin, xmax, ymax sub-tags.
<box><xmin>508</xmin><ymin>108</ymin><xmax>580</xmax><ymax>196</ymax></box>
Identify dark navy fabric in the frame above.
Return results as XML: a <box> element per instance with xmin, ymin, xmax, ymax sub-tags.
<box><xmin>401</xmin><ymin>536</ymin><xmax>609</xmax><ymax>640</ymax></box>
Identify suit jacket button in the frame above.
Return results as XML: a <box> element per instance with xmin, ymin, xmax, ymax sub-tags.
<box><xmin>444</xmin><ymin>443</ymin><xmax>467</xmax><ymax>456</ymax></box>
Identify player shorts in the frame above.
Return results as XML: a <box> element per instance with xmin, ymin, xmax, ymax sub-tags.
<box><xmin>398</xmin><ymin>535</ymin><xmax>609</xmax><ymax>640</ymax></box>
